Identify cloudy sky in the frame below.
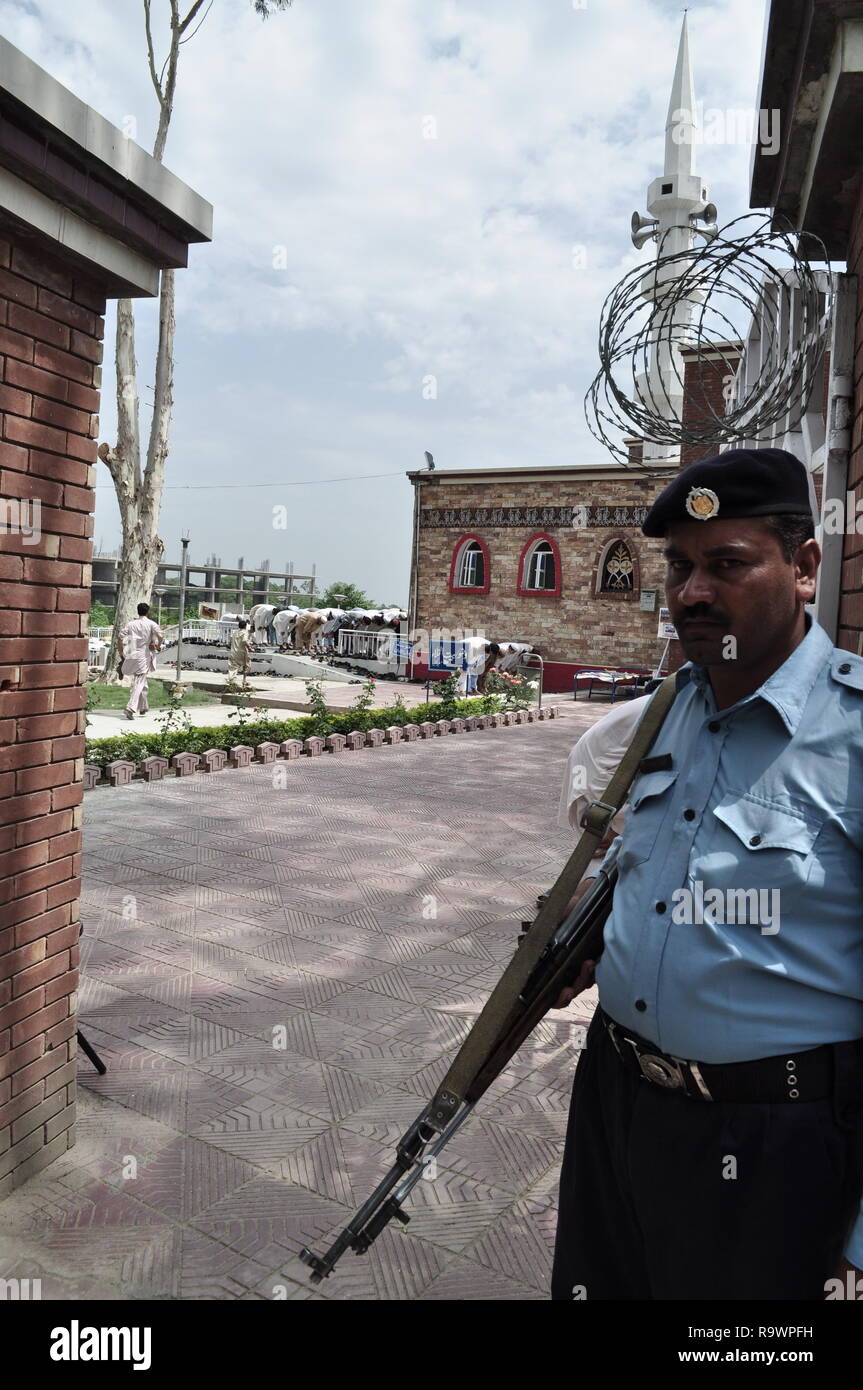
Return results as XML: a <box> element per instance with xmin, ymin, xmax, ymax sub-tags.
<box><xmin>0</xmin><ymin>0</ymin><xmax>768</xmax><ymax>603</ymax></box>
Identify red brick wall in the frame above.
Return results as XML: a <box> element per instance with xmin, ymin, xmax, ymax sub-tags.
<box><xmin>0</xmin><ymin>233</ymin><xmax>104</xmax><ymax>1196</ymax></box>
<box><xmin>840</xmin><ymin>182</ymin><xmax>863</xmax><ymax>656</ymax></box>
<box><xmin>680</xmin><ymin>352</ymin><xmax>743</xmax><ymax>468</ymax></box>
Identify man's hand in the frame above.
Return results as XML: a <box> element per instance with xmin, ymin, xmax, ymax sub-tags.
<box><xmin>553</xmin><ymin>958</ymin><xmax>597</xmax><ymax>1009</ymax></box>
<box><xmin>552</xmin><ymin>876</ymin><xmax>599</xmax><ymax>1009</ymax></box>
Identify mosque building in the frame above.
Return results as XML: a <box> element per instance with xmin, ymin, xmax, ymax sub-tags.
<box><xmin>406</xmin><ymin>18</ymin><xmax>747</xmax><ymax>693</ymax></box>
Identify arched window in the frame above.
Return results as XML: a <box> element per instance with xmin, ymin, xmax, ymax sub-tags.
<box><xmin>449</xmin><ymin>534</ymin><xmax>491</xmax><ymax>594</ymax></box>
<box><xmin>594</xmin><ymin>537</ymin><xmax>640</xmax><ymax>598</ymax></box>
<box><xmin>600</xmin><ymin>540</ymin><xmax>634</xmax><ymax>591</ymax></box>
<box><xmin>517</xmin><ymin>533</ymin><xmax>561</xmax><ymax>597</ymax></box>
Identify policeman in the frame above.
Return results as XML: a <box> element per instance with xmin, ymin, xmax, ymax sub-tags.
<box><xmin>551</xmin><ymin>447</ymin><xmax>863</xmax><ymax>1301</ymax></box>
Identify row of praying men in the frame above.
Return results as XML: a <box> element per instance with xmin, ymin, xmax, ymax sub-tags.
<box><xmin>243</xmin><ymin>604</ymin><xmax>406</xmax><ymax>653</ymax></box>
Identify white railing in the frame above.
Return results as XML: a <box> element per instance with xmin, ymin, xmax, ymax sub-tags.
<box><xmin>88</xmin><ymin>626</ymin><xmax>113</xmax><ymax>641</ymax></box>
<box><xmin>160</xmin><ymin>619</ymin><xmax>235</xmax><ymax>646</ymax></box>
<box><xmin>337</xmin><ymin>629</ymin><xmax>396</xmax><ymax>662</ymax></box>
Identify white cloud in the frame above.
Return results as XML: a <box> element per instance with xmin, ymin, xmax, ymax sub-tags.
<box><xmin>0</xmin><ymin>0</ymin><xmax>768</xmax><ymax>598</ymax></box>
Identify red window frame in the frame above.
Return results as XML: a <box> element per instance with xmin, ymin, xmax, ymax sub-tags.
<box><xmin>517</xmin><ymin>532</ymin><xmax>561</xmax><ymax>598</ymax></box>
<box><xmin>448</xmin><ymin>533</ymin><xmax>491</xmax><ymax>595</ymax></box>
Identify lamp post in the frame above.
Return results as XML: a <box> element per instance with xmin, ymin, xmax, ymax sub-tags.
<box><xmin>175</xmin><ymin>534</ymin><xmax>190</xmax><ymax>689</ymax></box>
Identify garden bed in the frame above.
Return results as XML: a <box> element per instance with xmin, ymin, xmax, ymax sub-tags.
<box><xmin>84</xmin><ymin>697</ymin><xmax>559</xmax><ymax>786</ymax></box>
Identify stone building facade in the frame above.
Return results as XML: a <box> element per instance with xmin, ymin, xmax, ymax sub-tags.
<box><xmin>406</xmin><ymin>334</ymin><xmax>753</xmax><ymax>694</ymax></box>
<box><xmin>408</xmin><ymin>464</ymin><xmax>679</xmax><ymax>692</ymax></box>
<box><xmin>0</xmin><ymin>39</ymin><xmax>210</xmax><ymax>1194</ymax></box>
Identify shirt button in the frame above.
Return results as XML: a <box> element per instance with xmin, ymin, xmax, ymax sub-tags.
<box><xmin>749</xmin><ymin>834</ymin><xmax>763</xmax><ymax>846</ymax></box>
<box><xmin>684</xmin><ymin>808</ymin><xmax>696</xmax><ymax>821</ymax></box>
<box><xmin>635</xmin><ymin>999</ymin><xmax>647</xmax><ymax>1012</ymax></box>
<box><xmin>838</xmin><ymin>663</ymin><xmax>851</xmax><ymax>674</ymax></box>
<box><xmin>655</xmin><ymin>901</ymin><xmax>666</xmax><ymax>913</ymax></box>
<box><xmin>708</xmin><ymin>721</ymin><xmax>720</xmax><ymax>732</ymax></box>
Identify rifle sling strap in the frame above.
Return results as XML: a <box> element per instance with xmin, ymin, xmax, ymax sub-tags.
<box><xmin>429</xmin><ymin>672</ymin><xmax>679</xmax><ymax>1125</ymax></box>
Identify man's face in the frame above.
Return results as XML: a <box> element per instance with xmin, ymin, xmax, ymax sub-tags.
<box><xmin>663</xmin><ymin>518</ymin><xmax>818</xmax><ymax>669</ymax></box>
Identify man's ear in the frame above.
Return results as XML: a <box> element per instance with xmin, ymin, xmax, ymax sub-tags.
<box><xmin>795</xmin><ymin>538</ymin><xmax>820</xmax><ymax>603</ymax></box>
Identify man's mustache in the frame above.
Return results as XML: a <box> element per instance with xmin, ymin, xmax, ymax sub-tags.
<box><xmin>675</xmin><ymin>606</ymin><xmax>730</xmax><ymax>627</ymax></box>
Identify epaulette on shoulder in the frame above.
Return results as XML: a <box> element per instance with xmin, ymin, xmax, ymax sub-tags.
<box><xmin>829</xmin><ymin>651</ymin><xmax>863</xmax><ymax>693</ymax></box>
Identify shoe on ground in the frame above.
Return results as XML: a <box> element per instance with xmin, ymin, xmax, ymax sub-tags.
<box><xmin>125</xmin><ymin>709</ymin><xmax>135</xmax><ymax>720</ymax></box>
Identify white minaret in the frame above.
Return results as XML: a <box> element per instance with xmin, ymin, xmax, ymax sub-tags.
<box><xmin>630</xmin><ymin>14</ymin><xmax>718</xmax><ymax>465</ymax></box>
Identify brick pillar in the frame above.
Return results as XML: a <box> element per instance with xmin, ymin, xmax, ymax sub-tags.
<box><xmin>0</xmin><ymin>237</ymin><xmax>104</xmax><ymax>1196</ymax></box>
<box><xmin>839</xmin><ymin>184</ymin><xmax>863</xmax><ymax>657</ymax></box>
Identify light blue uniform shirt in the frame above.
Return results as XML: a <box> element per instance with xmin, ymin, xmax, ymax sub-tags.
<box><xmin>594</xmin><ymin>618</ymin><xmax>863</xmax><ymax>1260</ymax></box>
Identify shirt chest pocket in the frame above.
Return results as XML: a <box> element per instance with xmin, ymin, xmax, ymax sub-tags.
<box><xmin>619</xmin><ymin>768</ymin><xmax>679</xmax><ymax>869</ymax></box>
<box><xmin>711</xmin><ymin>795</ymin><xmax>823</xmax><ymax>882</ymax></box>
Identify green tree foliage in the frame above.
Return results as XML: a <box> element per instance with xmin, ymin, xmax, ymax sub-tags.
<box><xmin>320</xmin><ymin>582</ymin><xmax>376</xmax><ymax>609</ymax></box>
<box><xmin>89</xmin><ymin>601</ymin><xmax>115</xmax><ymax>626</ymax></box>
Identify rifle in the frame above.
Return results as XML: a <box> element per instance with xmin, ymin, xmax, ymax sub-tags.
<box><xmin>299</xmin><ymin>670</ymin><xmax>677</xmax><ymax>1284</ymax></box>
<box><xmin>299</xmin><ymin>865</ymin><xmax>616</xmax><ymax>1283</ymax></box>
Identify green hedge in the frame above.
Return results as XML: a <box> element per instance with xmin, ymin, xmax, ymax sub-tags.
<box><xmin>84</xmin><ymin>695</ymin><xmax>502</xmax><ymax>771</ymax></box>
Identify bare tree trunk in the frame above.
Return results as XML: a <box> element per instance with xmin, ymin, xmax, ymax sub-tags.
<box><xmin>96</xmin><ymin>0</ymin><xmax>187</xmax><ymax>681</ymax></box>
<box><xmin>96</xmin><ymin>0</ymin><xmax>287</xmax><ymax>680</ymax></box>
<box><xmin>100</xmin><ymin>269</ymin><xmax>174</xmax><ymax>678</ymax></box>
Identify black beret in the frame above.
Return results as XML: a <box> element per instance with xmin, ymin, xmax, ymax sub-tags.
<box><xmin>641</xmin><ymin>448</ymin><xmax>814</xmax><ymax>537</ymax></box>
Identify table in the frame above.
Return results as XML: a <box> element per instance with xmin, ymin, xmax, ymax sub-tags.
<box><xmin>573</xmin><ymin>670</ymin><xmax>644</xmax><ymax>702</ymax></box>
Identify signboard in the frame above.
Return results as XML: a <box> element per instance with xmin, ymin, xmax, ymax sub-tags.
<box><xmin>198</xmin><ymin>602</ymin><xmax>220</xmax><ymax>621</ymax></box>
<box><xmin>393</xmin><ymin>639</ymin><xmax>415</xmax><ymax>661</ymax></box>
<box><xmin>429</xmin><ymin>638</ymin><xmax>470</xmax><ymax>671</ymax></box>
<box><xmin>640</xmin><ymin>589</ymin><xmax>657</xmax><ymax>612</ymax></box>
<box><xmin>657</xmin><ymin>607</ymin><xmax>678</xmax><ymax>639</ymax></box>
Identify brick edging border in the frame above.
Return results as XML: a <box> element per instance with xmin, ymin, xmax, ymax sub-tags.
<box><xmin>84</xmin><ymin>705</ymin><xmax>564</xmax><ymax>788</ymax></box>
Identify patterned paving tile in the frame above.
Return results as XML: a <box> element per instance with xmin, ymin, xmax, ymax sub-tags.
<box><xmin>109</xmin><ymin>1136</ymin><xmax>261</xmax><ymax>1222</ymax></box>
<box><xmin>193</xmin><ymin>1103</ymin><xmax>332</xmax><ymax>1176</ymax></box>
<box><xmin>189</xmin><ymin>1175</ymin><xmax>347</xmax><ymax>1268</ymax></box>
<box><xmin>6</xmin><ymin>709</ymin><xmax>608</xmax><ymax>1299</ymax></box>
<box><xmin>127</xmin><ymin>1016</ymin><xmax>250</xmax><ymax>1064</ymax></box>
<box><xmin>460</xmin><ymin>1195</ymin><xmax>559</xmax><ymax>1291</ymax></box>
<box><xmin>280</xmin><ymin>1226</ymin><xmax>448</xmax><ymax>1302</ymax></box>
<box><xmin>418</xmin><ymin>1256</ymin><xmax>545</xmax><ymax>1301</ymax></box>
<box><xmin>79</xmin><ymin>1036</ymin><xmax>245</xmax><ymax>1133</ymax></box>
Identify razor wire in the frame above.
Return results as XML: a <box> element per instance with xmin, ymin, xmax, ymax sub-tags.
<box><xmin>584</xmin><ymin>214</ymin><xmax>832</xmax><ymax>467</ymax></box>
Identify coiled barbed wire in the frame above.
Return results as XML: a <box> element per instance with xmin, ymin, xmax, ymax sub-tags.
<box><xmin>584</xmin><ymin>214</ymin><xmax>832</xmax><ymax>468</ymax></box>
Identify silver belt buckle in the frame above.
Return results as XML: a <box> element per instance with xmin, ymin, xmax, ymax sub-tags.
<box><xmin>635</xmin><ymin>1049</ymin><xmax>686</xmax><ymax>1090</ymax></box>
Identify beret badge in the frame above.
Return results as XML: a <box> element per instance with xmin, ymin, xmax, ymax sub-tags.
<box><xmin>685</xmin><ymin>487</ymin><xmax>720</xmax><ymax>521</ymax></box>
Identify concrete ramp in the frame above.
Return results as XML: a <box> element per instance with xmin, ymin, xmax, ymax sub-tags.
<box><xmin>271</xmin><ymin>653</ymin><xmax>356</xmax><ymax>681</ymax></box>
<box><xmin>158</xmin><ymin>641</ymin><xmax>357</xmax><ymax>683</ymax></box>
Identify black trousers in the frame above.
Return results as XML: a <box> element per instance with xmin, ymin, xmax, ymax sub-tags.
<box><xmin>551</xmin><ymin>1013</ymin><xmax>863</xmax><ymax>1300</ymax></box>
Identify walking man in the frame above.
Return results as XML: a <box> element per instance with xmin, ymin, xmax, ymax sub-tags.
<box><xmin>118</xmin><ymin>601</ymin><xmax>163</xmax><ymax>720</ymax></box>
<box><xmin>552</xmin><ymin>448</ymin><xmax>863</xmax><ymax>1301</ymax></box>
<box><xmin>227</xmin><ymin>617</ymin><xmax>254</xmax><ymax>686</ymax></box>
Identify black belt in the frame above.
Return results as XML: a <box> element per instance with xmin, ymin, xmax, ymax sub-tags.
<box><xmin>598</xmin><ymin>1008</ymin><xmax>837</xmax><ymax>1103</ymax></box>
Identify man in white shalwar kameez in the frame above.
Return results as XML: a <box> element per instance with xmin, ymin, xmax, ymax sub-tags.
<box><xmin>119</xmin><ymin>602</ymin><xmax>163</xmax><ymax>718</ymax></box>
<box><xmin>227</xmin><ymin>618</ymin><xmax>254</xmax><ymax>684</ymax></box>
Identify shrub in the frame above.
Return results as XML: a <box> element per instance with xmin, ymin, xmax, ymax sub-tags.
<box><xmin>84</xmin><ymin>692</ymin><xmax>502</xmax><ymax>773</ymax></box>
<box><xmin>430</xmin><ymin>673</ymin><xmax>460</xmax><ymax>719</ymax></box>
<box><xmin>348</xmin><ymin>676</ymin><xmax>377</xmax><ymax>733</ymax></box>
<box><xmin>304</xmin><ymin>680</ymin><xmax>334</xmax><ymax>738</ymax></box>
<box><xmin>483</xmin><ymin>669</ymin><xmax>535</xmax><ymax>711</ymax></box>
